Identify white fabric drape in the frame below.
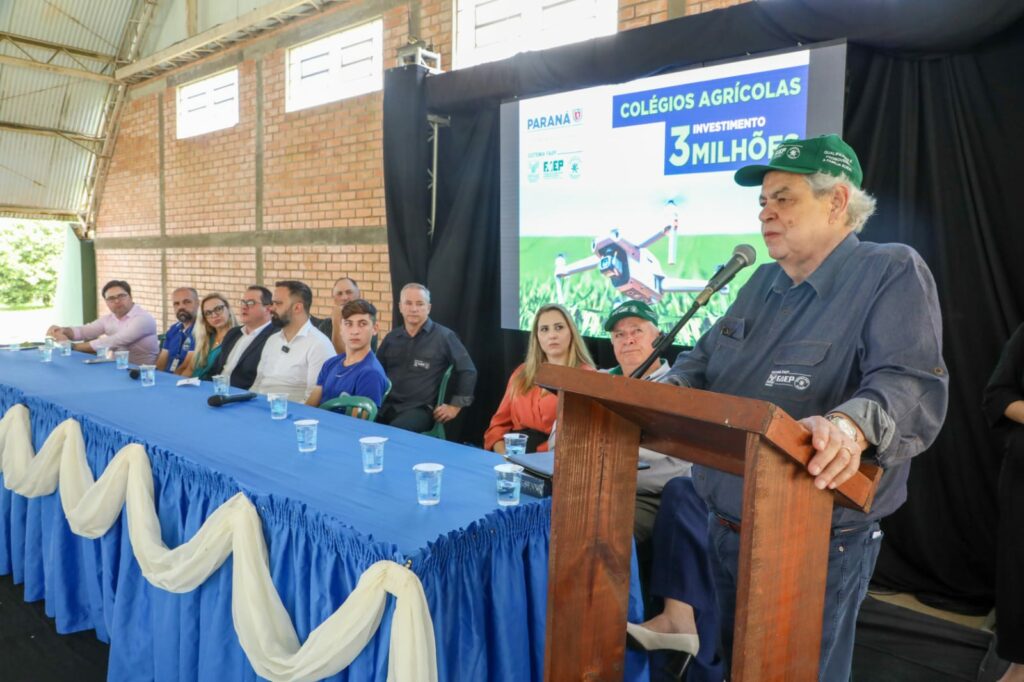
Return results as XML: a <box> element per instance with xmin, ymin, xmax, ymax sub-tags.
<box><xmin>0</xmin><ymin>403</ymin><xmax>437</xmax><ymax>682</ymax></box>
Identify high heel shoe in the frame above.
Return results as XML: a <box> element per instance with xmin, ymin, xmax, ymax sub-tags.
<box><xmin>626</xmin><ymin>621</ymin><xmax>700</xmax><ymax>655</ymax></box>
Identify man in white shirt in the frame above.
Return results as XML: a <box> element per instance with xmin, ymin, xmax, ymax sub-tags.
<box><xmin>250</xmin><ymin>280</ymin><xmax>335</xmax><ymax>402</ymax></box>
<box><xmin>207</xmin><ymin>285</ymin><xmax>277</xmax><ymax>390</ymax></box>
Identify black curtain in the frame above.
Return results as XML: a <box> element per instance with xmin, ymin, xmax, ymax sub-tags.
<box><xmin>382</xmin><ymin>1</ymin><xmax>1024</xmax><ymax>609</ymax></box>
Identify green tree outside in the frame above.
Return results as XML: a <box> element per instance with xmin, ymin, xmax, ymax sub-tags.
<box><xmin>0</xmin><ymin>219</ymin><xmax>66</xmax><ymax>308</ymax></box>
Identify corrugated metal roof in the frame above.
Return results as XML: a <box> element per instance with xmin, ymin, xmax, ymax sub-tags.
<box><xmin>0</xmin><ymin>0</ymin><xmax>134</xmax><ymax>219</ymax></box>
<box><xmin>0</xmin><ymin>0</ymin><xmax>331</xmax><ymax>222</ymax></box>
<box><xmin>0</xmin><ymin>64</ymin><xmax>109</xmax><ymax>136</ymax></box>
<box><xmin>1</xmin><ymin>1</ymin><xmax>130</xmax><ymax>60</ymax></box>
<box><xmin>0</xmin><ymin>132</ymin><xmax>91</xmax><ymax>211</ymax></box>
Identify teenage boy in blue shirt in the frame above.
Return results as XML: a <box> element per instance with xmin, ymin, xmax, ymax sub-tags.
<box><xmin>306</xmin><ymin>299</ymin><xmax>388</xmax><ymax>408</ymax></box>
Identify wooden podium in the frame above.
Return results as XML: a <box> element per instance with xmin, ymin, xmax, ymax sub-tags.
<box><xmin>535</xmin><ymin>365</ymin><xmax>882</xmax><ymax>681</ymax></box>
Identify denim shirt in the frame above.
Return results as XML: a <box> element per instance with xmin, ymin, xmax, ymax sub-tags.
<box><xmin>664</xmin><ymin>233</ymin><xmax>949</xmax><ymax>527</ymax></box>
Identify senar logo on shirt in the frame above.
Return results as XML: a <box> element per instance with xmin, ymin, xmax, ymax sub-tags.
<box><xmin>765</xmin><ymin>370</ymin><xmax>811</xmax><ymax>390</ymax></box>
<box><xmin>413</xmin><ymin>359</ymin><xmax>431</xmax><ymax>370</ymax></box>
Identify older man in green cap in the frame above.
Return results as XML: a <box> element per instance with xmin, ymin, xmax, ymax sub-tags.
<box><xmin>663</xmin><ymin>134</ymin><xmax>948</xmax><ymax>680</ymax></box>
<box><xmin>604</xmin><ymin>300</ymin><xmax>692</xmax><ymax>522</ymax></box>
<box><xmin>604</xmin><ymin>300</ymin><xmax>724</xmax><ymax>679</ymax></box>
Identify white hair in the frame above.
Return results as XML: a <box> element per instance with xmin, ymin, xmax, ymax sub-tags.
<box><xmin>804</xmin><ymin>172</ymin><xmax>877</xmax><ymax>233</ymax></box>
<box><xmin>401</xmin><ymin>282</ymin><xmax>431</xmax><ymax>303</ymax></box>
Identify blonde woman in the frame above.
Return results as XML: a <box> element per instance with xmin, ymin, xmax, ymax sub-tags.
<box><xmin>177</xmin><ymin>293</ymin><xmax>237</xmax><ymax>380</ymax></box>
<box><xmin>484</xmin><ymin>304</ymin><xmax>594</xmax><ymax>453</ymax></box>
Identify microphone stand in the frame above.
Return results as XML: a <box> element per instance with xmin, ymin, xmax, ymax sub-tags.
<box><xmin>629</xmin><ymin>298</ymin><xmax>702</xmax><ymax>379</ymax></box>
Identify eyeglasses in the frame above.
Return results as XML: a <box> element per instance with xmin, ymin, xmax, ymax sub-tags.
<box><xmin>239</xmin><ymin>299</ymin><xmax>261</xmax><ymax>308</ymax></box>
<box><xmin>105</xmin><ymin>293</ymin><xmax>129</xmax><ymax>302</ymax></box>
<box><xmin>203</xmin><ymin>304</ymin><xmax>227</xmax><ymax>318</ymax></box>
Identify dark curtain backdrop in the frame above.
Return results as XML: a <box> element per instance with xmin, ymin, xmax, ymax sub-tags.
<box><xmin>382</xmin><ymin>1</ymin><xmax>1024</xmax><ymax>609</ymax></box>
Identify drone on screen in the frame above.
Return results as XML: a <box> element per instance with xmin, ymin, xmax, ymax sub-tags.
<box><xmin>554</xmin><ymin>204</ymin><xmax>707</xmax><ymax>306</ymax></box>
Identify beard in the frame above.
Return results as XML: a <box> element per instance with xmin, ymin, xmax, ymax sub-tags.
<box><xmin>176</xmin><ymin>309</ymin><xmax>194</xmax><ymax>324</ymax></box>
<box><xmin>271</xmin><ymin>310</ymin><xmax>290</xmax><ymax>327</ymax></box>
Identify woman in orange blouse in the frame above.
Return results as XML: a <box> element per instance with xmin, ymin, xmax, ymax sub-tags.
<box><xmin>485</xmin><ymin>303</ymin><xmax>594</xmax><ymax>453</ymax></box>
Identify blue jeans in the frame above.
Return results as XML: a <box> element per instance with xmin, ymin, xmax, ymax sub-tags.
<box><xmin>648</xmin><ymin>477</ymin><xmax>724</xmax><ymax>682</ymax></box>
<box><xmin>708</xmin><ymin>515</ymin><xmax>883</xmax><ymax>681</ymax></box>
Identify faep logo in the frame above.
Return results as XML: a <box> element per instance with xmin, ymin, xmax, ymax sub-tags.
<box><xmin>526</xmin><ymin>107</ymin><xmax>584</xmax><ymax>131</ymax></box>
<box><xmin>765</xmin><ymin>369</ymin><xmax>811</xmax><ymax>391</ymax></box>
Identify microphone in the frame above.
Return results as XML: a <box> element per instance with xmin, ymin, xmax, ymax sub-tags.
<box><xmin>207</xmin><ymin>392</ymin><xmax>258</xmax><ymax>407</ymax></box>
<box><xmin>694</xmin><ymin>244</ymin><xmax>757</xmax><ymax>306</ymax></box>
<box><xmin>128</xmin><ymin>368</ymin><xmax>140</xmax><ymax>379</ymax></box>
<box><xmin>629</xmin><ymin>244</ymin><xmax>756</xmax><ymax>379</ymax></box>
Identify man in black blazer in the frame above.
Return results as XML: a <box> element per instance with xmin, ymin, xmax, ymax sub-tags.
<box><xmin>209</xmin><ymin>285</ymin><xmax>278</xmax><ymax>389</ymax></box>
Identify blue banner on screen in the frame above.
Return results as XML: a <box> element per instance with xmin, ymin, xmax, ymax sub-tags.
<box><xmin>612</xmin><ymin>65</ymin><xmax>808</xmax><ymax>176</ymax></box>
<box><xmin>500</xmin><ymin>43</ymin><xmax>846</xmax><ymax>345</ymax></box>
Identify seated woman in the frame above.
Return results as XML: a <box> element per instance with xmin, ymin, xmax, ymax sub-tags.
<box><xmin>305</xmin><ymin>299</ymin><xmax>388</xmax><ymax>408</ymax></box>
<box><xmin>177</xmin><ymin>294</ymin><xmax>237</xmax><ymax>380</ymax></box>
<box><xmin>484</xmin><ymin>303</ymin><xmax>594</xmax><ymax>453</ymax></box>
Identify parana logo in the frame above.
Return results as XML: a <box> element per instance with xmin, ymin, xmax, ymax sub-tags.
<box><xmin>526</xmin><ymin>108</ymin><xmax>583</xmax><ymax>131</ymax></box>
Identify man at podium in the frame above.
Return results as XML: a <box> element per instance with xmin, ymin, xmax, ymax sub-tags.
<box><xmin>662</xmin><ymin>134</ymin><xmax>948</xmax><ymax>681</ymax></box>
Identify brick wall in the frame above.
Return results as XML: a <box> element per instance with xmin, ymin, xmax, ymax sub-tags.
<box><xmin>96</xmin><ymin>97</ymin><xmax>160</xmax><ymax>238</ymax></box>
<box><xmin>95</xmin><ymin>0</ymin><xmax>745</xmax><ymax>335</ymax></box>
<box><xmin>263</xmin><ymin>244</ymin><xmax>392</xmax><ymax>328</ymax></box>
<box><xmin>165</xmin><ymin>247</ymin><xmax>258</xmax><ymax>327</ymax></box>
<box><xmin>260</xmin><ymin>7</ymin><xmax>404</xmax><ymax>232</ymax></box>
<box><xmin>95</xmin><ymin>249</ymin><xmax>163</xmax><ymax>322</ymax></box>
<box><xmin>164</xmin><ymin>62</ymin><xmax>257</xmax><ymax>236</ymax></box>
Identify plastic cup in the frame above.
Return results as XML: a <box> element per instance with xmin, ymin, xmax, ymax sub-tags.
<box><xmin>59</xmin><ymin>340</ymin><xmax>72</xmax><ymax>356</ymax></box>
<box><xmin>44</xmin><ymin>337</ymin><xmax>55</xmax><ymax>350</ymax></box>
<box><xmin>39</xmin><ymin>345</ymin><xmax>53</xmax><ymax>363</ymax></box>
<box><xmin>268</xmin><ymin>393</ymin><xmax>288</xmax><ymax>420</ymax></box>
<box><xmin>295</xmin><ymin>419</ymin><xmax>318</xmax><ymax>453</ymax></box>
<box><xmin>139</xmin><ymin>364</ymin><xmax>156</xmax><ymax>387</ymax></box>
<box><xmin>503</xmin><ymin>433</ymin><xmax>528</xmax><ymax>457</ymax></box>
<box><xmin>495</xmin><ymin>463</ymin><xmax>524</xmax><ymax>506</ymax></box>
<box><xmin>413</xmin><ymin>463</ymin><xmax>444</xmax><ymax>506</ymax></box>
<box><xmin>359</xmin><ymin>436</ymin><xmax>387</xmax><ymax>473</ymax></box>
<box><xmin>212</xmin><ymin>374</ymin><xmax>230</xmax><ymax>396</ymax></box>
<box><xmin>114</xmin><ymin>350</ymin><xmax>130</xmax><ymax>370</ymax></box>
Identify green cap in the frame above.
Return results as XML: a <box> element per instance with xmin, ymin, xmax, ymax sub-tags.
<box><xmin>604</xmin><ymin>300</ymin><xmax>658</xmax><ymax>332</ymax></box>
<box><xmin>733</xmin><ymin>134</ymin><xmax>863</xmax><ymax>188</ymax></box>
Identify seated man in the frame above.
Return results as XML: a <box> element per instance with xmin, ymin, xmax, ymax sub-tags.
<box><xmin>250</xmin><ymin>280</ymin><xmax>334</xmax><ymax>403</ymax></box>
<box><xmin>602</xmin><ymin>301</ymin><xmax>720</xmax><ymax>679</ymax></box>
<box><xmin>312</xmin><ymin>276</ymin><xmax>376</xmax><ymax>354</ymax></box>
<box><xmin>376</xmin><ymin>283</ymin><xmax>477</xmax><ymax>432</ymax></box>
<box><xmin>48</xmin><ymin>279</ymin><xmax>158</xmax><ymax>365</ymax></box>
<box><xmin>305</xmin><ymin>299</ymin><xmax>388</xmax><ymax>408</ymax></box>
<box><xmin>207</xmin><ymin>285</ymin><xmax>277</xmax><ymax>390</ymax></box>
<box><xmin>155</xmin><ymin>287</ymin><xmax>198</xmax><ymax>372</ymax></box>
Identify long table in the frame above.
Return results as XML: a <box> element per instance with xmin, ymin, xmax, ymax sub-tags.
<box><xmin>0</xmin><ymin>349</ymin><xmax>647</xmax><ymax>681</ymax></box>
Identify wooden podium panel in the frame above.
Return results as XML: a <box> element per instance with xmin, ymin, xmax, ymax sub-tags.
<box><xmin>535</xmin><ymin>365</ymin><xmax>882</xmax><ymax>681</ymax></box>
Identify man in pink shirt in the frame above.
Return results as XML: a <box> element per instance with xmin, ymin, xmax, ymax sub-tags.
<box><xmin>48</xmin><ymin>280</ymin><xmax>159</xmax><ymax>365</ymax></box>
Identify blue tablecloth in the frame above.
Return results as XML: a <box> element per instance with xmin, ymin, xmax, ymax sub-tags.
<box><xmin>0</xmin><ymin>349</ymin><xmax>647</xmax><ymax>681</ymax></box>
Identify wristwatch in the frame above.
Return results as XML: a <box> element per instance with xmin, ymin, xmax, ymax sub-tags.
<box><xmin>826</xmin><ymin>413</ymin><xmax>859</xmax><ymax>442</ymax></box>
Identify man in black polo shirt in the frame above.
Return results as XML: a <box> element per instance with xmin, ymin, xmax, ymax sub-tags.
<box><xmin>376</xmin><ymin>283</ymin><xmax>477</xmax><ymax>432</ymax></box>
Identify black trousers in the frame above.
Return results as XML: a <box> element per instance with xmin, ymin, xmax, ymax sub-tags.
<box><xmin>378</xmin><ymin>404</ymin><xmax>435</xmax><ymax>433</ymax></box>
<box><xmin>997</xmin><ymin>428</ymin><xmax>1024</xmax><ymax>662</ymax></box>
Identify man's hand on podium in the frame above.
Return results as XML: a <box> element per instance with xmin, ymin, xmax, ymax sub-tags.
<box><xmin>800</xmin><ymin>415</ymin><xmax>866</xmax><ymax>491</ymax></box>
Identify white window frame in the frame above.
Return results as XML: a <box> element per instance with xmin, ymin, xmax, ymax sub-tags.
<box><xmin>454</xmin><ymin>0</ymin><xmax>617</xmax><ymax>70</ymax></box>
<box><xmin>176</xmin><ymin>68</ymin><xmax>240</xmax><ymax>139</ymax></box>
<box><xmin>285</xmin><ymin>19</ymin><xmax>384</xmax><ymax>114</ymax></box>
